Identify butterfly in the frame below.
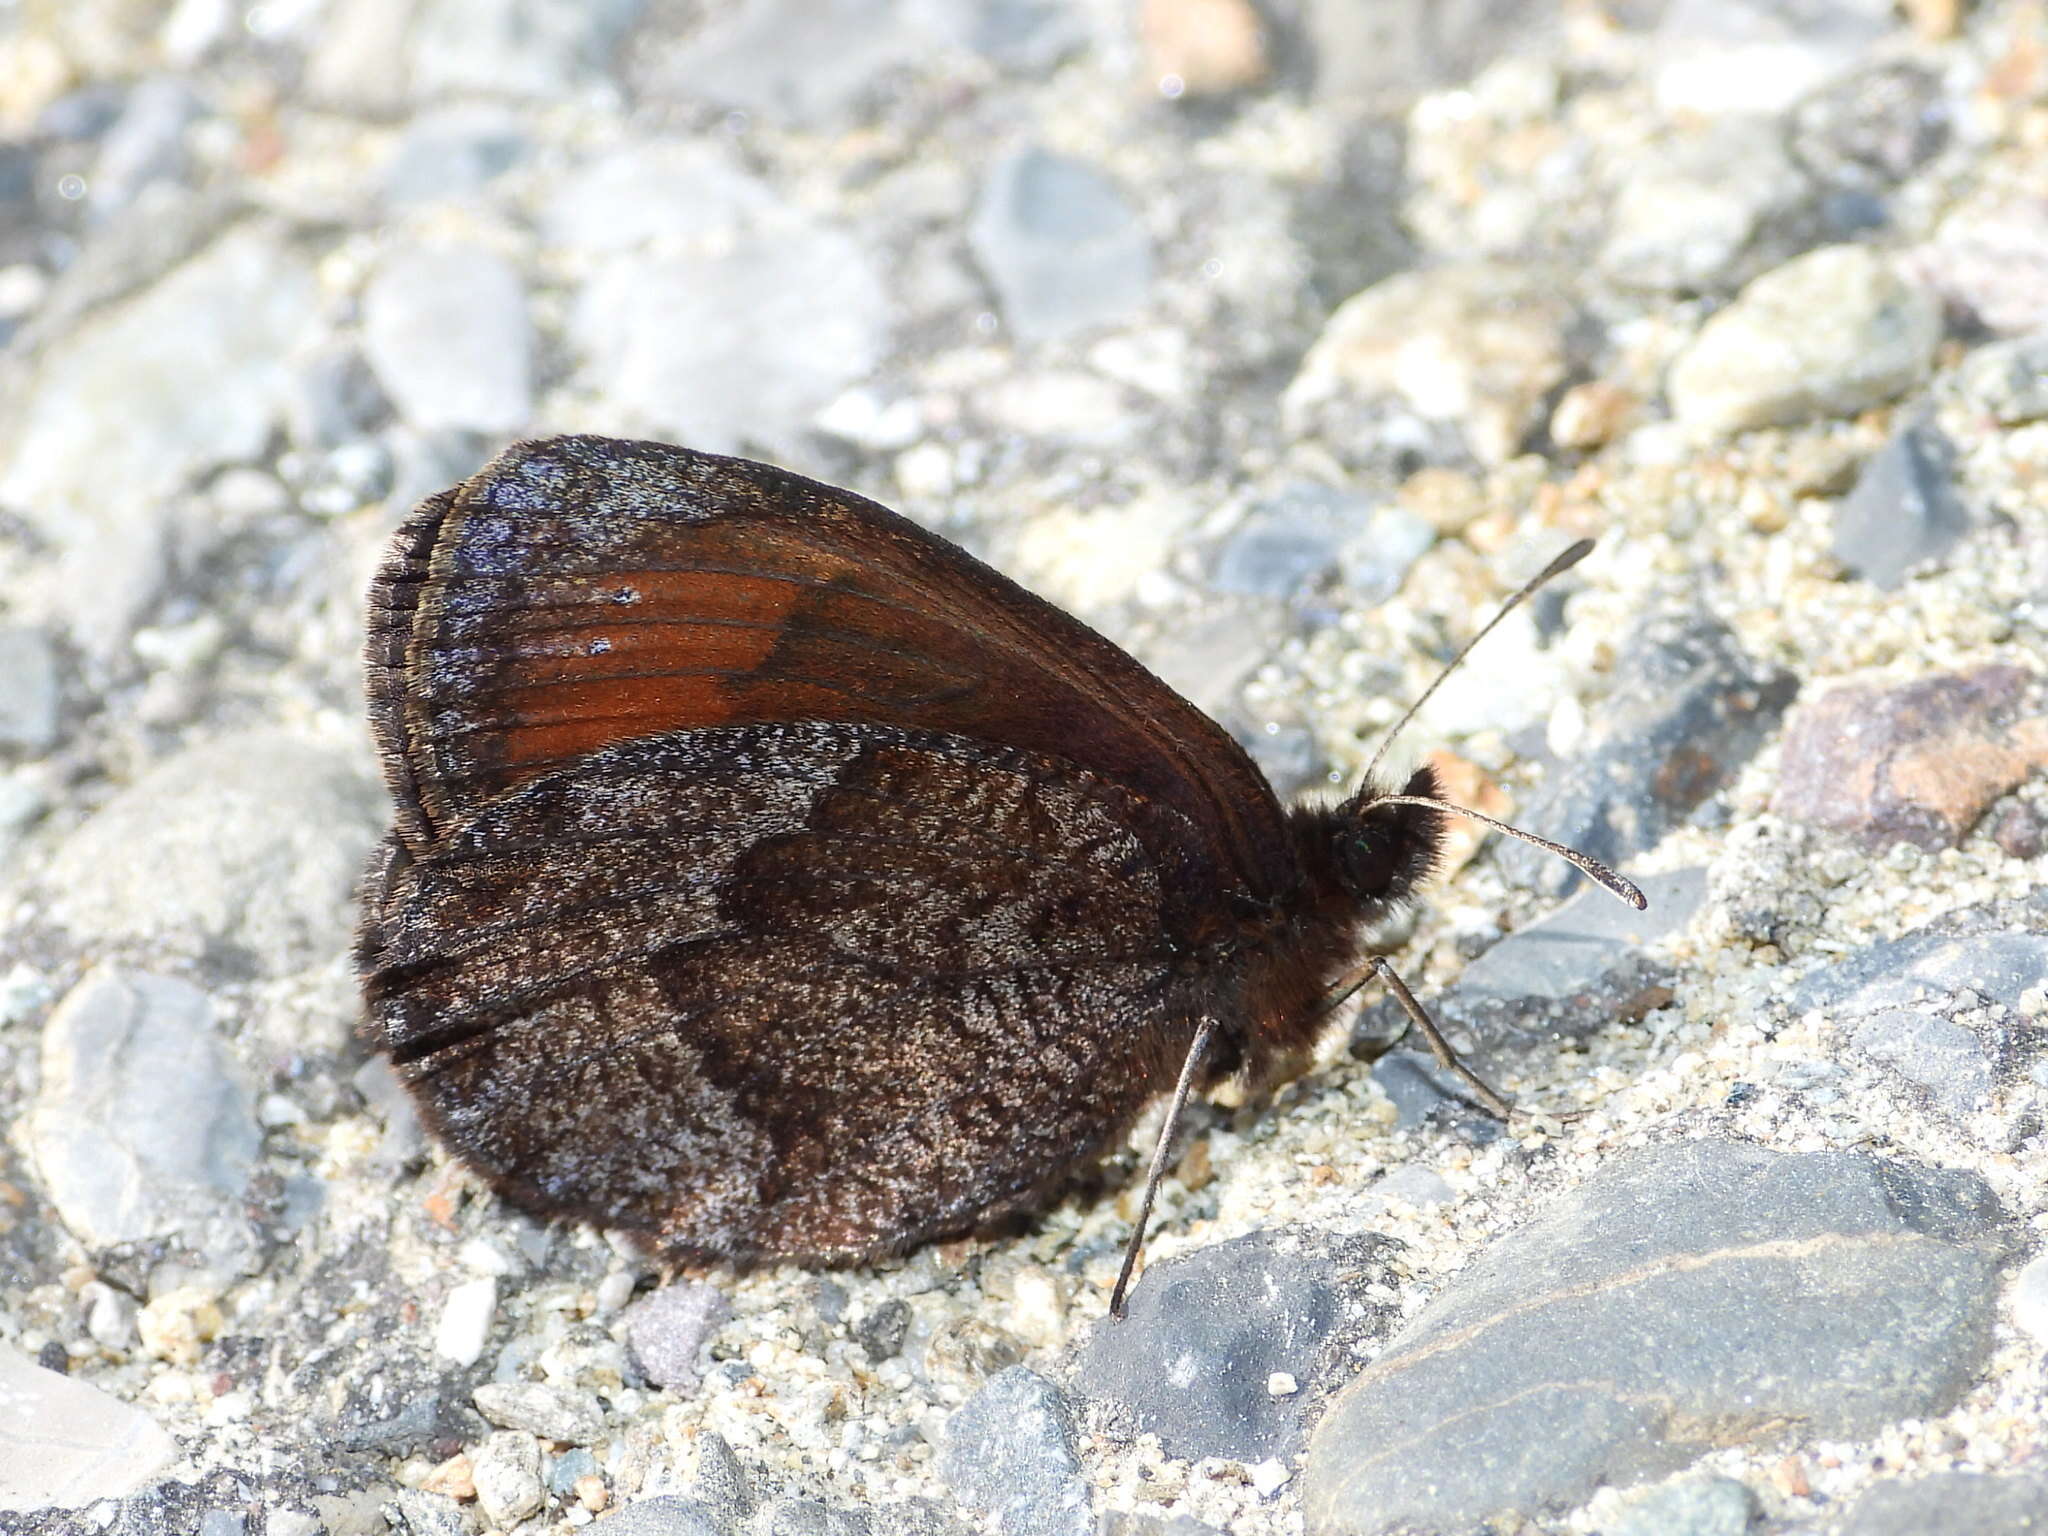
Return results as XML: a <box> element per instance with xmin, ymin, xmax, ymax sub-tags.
<box><xmin>356</xmin><ymin>435</ymin><xmax>1640</xmax><ymax>1310</ymax></box>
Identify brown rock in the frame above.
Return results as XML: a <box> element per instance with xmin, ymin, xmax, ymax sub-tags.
<box><xmin>1141</xmin><ymin>0</ymin><xmax>1268</xmax><ymax>97</ymax></box>
<box><xmin>1772</xmin><ymin>666</ymin><xmax>2048</xmax><ymax>850</ymax></box>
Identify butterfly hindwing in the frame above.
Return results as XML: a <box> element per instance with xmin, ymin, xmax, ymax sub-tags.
<box><xmin>359</xmin><ymin>722</ymin><xmax>1221</xmax><ymax>1259</ymax></box>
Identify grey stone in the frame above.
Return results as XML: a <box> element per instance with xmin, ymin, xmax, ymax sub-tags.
<box><xmin>648</xmin><ymin>0</ymin><xmax>936</xmax><ymax>128</ymax></box>
<box><xmin>1788</xmin><ymin>62</ymin><xmax>1950</xmax><ymax>199</ymax></box>
<box><xmin>590</xmin><ymin>1498</ymin><xmax>728</xmax><ymax>1535</ymax></box>
<box><xmin>92</xmin><ymin>78</ymin><xmax>203</xmax><ymax>218</ymax></box>
<box><xmin>855</xmin><ymin>1298</ymin><xmax>912</xmax><ymax>1362</ymax></box>
<box><xmin>549</xmin><ymin>1446</ymin><xmax>599</xmax><ymax>1495</ymax></box>
<box><xmin>381</xmin><ymin>104</ymin><xmax>529</xmax><ymax>205</ymax></box>
<box><xmin>361</xmin><ymin>241</ymin><xmax>533</xmax><ymax>434</ymax></box>
<box><xmin>1096</xmin><ymin>1516</ymin><xmax>1225</xmax><ymax>1536</ymax></box>
<box><xmin>939</xmin><ymin>0</ymin><xmax>1090</xmax><ymax>73</ymax></box>
<box><xmin>1438</xmin><ymin>865</ymin><xmax>1706</xmax><ymax>1032</ymax></box>
<box><xmin>1283</xmin><ymin>262</ymin><xmax>1573</xmax><ymax>466</ymax></box>
<box><xmin>0</xmin><ymin>625</ymin><xmax>59</xmax><ymax>752</ymax></box>
<box><xmin>541</xmin><ymin>142</ymin><xmax>776</xmax><ymax>255</ymax></box>
<box><xmin>26</xmin><ymin>966</ymin><xmax>260</xmax><ymax>1271</ymax></box>
<box><xmin>1301</xmin><ymin>1139</ymin><xmax>2010</xmax><ymax>1536</ymax></box>
<box><xmin>1791</xmin><ymin>905</ymin><xmax>2048</xmax><ymax>1018</ymax></box>
<box><xmin>1958</xmin><ymin>330</ymin><xmax>2048</xmax><ymax>425</ymax></box>
<box><xmin>1500</xmin><ymin>612</ymin><xmax>1796</xmax><ymax>897</ymax></box>
<box><xmin>1600</xmin><ymin>115</ymin><xmax>1811</xmax><ymax>294</ymax></box>
<box><xmin>0</xmin><ymin>226</ymin><xmax>316</xmax><ymax>654</ymax></box>
<box><xmin>760</xmin><ymin>1497</ymin><xmax>874</xmax><ymax>1535</ymax></box>
<box><xmin>684</xmin><ymin>1430</ymin><xmax>752</xmax><ymax>1525</ymax></box>
<box><xmin>969</xmin><ymin>147</ymin><xmax>1153</xmax><ymax>344</ymax></box>
<box><xmin>1305</xmin><ymin>0</ymin><xmax>1560</xmax><ymax>109</ymax></box>
<box><xmin>1833</xmin><ymin>1471</ymin><xmax>2048</xmax><ymax>1535</ymax></box>
<box><xmin>1832</xmin><ymin>416</ymin><xmax>1971</xmax><ymax>589</ymax></box>
<box><xmin>1607</xmin><ymin>1474</ymin><xmax>1759</xmax><ymax>1536</ymax></box>
<box><xmin>1213</xmin><ymin>484</ymin><xmax>1359</xmax><ymax>599</ymax></box>
<box><xmin>570</xmin><ymin>220</ymin><xmax>887</xmax><ymax>456</ymax></box>
<box><xmin>1850</xmin><ymin>1009</ymin><xmax>1997</xmax><ymax>1120</ymax></box>
<box><xmin>283</xmin><ymin>341</ymin><xmax>389</xmax><ymax>451</ymax></box>
<box><xmin>472</xmin><ymin>1380</ymin><xmax>606</xmax><ymax>1444</ymax></box>
<box><xmin>1652</xmin><ymin>0</ymin><xmax>1894</xmax><ymax>116</ymax></box>
<box><xmin>1667</xmin><ymin>245</ymin><xmax>1940</xmax><ymax>436</ymax></box>
<box><xmin>1070</xmin><ymin>1227</ymin><xmax>1402</xmax><ymax>1462</ymax></box>
<box><xmin>623</xmin><ymin>1280</ymin><xmax>733</xmax><ymax>1392</ymax></box>
<box><xmin>409</xmin><ymin>0</ymin><xmax>644</xmax><ymax>101</ymax></box>
<box><xmin>472</xmin><ymin>1429</ymin><xmax>545</xmax><ymax>1525</ymax></box>
<box><xmin>0</xmin><ymin>1342</ymin><xmax>178</xmax><ymax>1512</ymax></box>
<box><xmin>42</xmin><ymin>730</ymin><xmax>382</xmax><ymax>974</ymax></box>
<box><xmin>938</xmin><ymin>1366</ymin><xmax>1092</xmax><ymax>1536</ymax></box>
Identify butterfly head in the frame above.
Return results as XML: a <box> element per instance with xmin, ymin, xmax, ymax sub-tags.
<box><xmin>1331</xmin><ymin>762</ymin><xmax>1448</xmax><ymax>908</ymax></box>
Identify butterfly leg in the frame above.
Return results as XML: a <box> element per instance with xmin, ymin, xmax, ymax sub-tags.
<box><xmin>1108</xmin><ymin>1016</ymin><xmax>1219</xmax><ymax>1318</ymax></box>
<box><xmin>1370</xmin><ymin>956</ymin><xmax>1513</xmax><ymax>1119</ymax></box>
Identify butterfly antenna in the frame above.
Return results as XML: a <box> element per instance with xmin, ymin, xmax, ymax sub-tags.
<box><xmin>1360</xmin><ymin>538</ymin><xmax>1595</xmax><ymax>789</ymax></box>
<box><xmin>1110</xmin><ymin>1017</ymin><xmax>1218</xmax><ymax>1319</ymax></box>
<box><xmin>1373</xmin><ymin>794</ymin><xmax>1645</xmax><ymax>909</ymax></box>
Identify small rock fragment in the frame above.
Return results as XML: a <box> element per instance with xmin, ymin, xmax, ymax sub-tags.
<box><xmin>623</xmin><ymin>1280</ymin><xmax>732</xmax><ymax>1392</ymax></box>
<box><xmin>1773</xmin><ymin>666</ymin><xmax>2048</xmax><ymax>851</ymax></box>
<box><xmin>1831</xmin><ymin>416</ymin><xmax>1971</xmax><ymax>589</ymax></box>
<box><xmin>939</xmin><ymin>1367</ymin><xmax>1092</xmax><ymax>1536</ymax></box>
<box><xmin>1666</xmin><ymin>245</ymin><xmax>1939</xmax><ymax>435</ymax></box>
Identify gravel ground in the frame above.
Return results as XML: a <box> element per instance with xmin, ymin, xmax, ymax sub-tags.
<box><xmin>0</xmin><ymin>1</ymin><xmax>2045</xmax><ymax>1534</ymax></box>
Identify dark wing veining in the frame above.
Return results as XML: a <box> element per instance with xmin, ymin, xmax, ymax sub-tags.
<box><xmin>364</xmin><ymin>434</ymin><xmax>1298</xmax><ymax>906</ymax></box>
<box><xmin>358</xmin><ymin>722</ymin><xmax>1233</xmax><ymax>1261</ymax></box>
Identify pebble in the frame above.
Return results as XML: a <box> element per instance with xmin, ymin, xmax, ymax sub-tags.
<box><xmin>938</xmin><ymin>1366</ymin><xmax>1092</xmax><ymax>1536</ymax></box>
<box><xmin>1666</xmin><ymin>244</ymin><xmax>1941</xmax><ymax>436</ymax></box>
<box><xmin>1831</xmin><ymin>415</ymin><xmax>1972</xmax><ymax>589</ymax></box>
<box><xmin>1139</xmin><ymin>0</ymin><xmax>1268</xmax><ymax>97</ymax></box>
<box><xmin>0</xmin><ymin>625</ymin><xmax>59</xmax><ymax>752</ymax></box>
<box><xmin>622</xmin><ymin>1279</ymin><xmax>733</xmax><ymax>1392</ymax></box>
<box><xmin>361</xmin><ymin>241</ymin><xmax>533</xmax><ymax>435</ymax></box>
<box><xmin>0</xmin><ymin>1342</ymin><xmax>177</xmax><ymax>1513</ymax></box>
<box><xmin>969</xmin><ymin>147</ymin><xmax>1153</xmax><ymax>344</ymax></box>
<box><xmin>282</xmin><ymin>341</ymin><xmax>389</xmax><ymax>451</ymax></box>
<box><xmin>42</xmin><ymin>730</ymin><xmax>382</xmax><ymax>974</ymax></box>
<box><xmin>1957</xmin><ymin>328</ymin><xmax>2048</xmax><ymax>425</ymax></box>
<box><xmin>0</xmin><ymin>226</ymin><xmax>317</xmax><ymax>654</ymax></box>
<box><xmin>1918</xmin><ymin>191</ymin><xmax>2048</xmax><ymax>336</ymax></box>
<box><xmin>472</xmin><ymin>1380</ymin><xmax>606</xmax><ymax>1445</ymax></box>
<box><xmin>435</xmin><ymin>1276</ymin><xmax>499</xmax><ymax>1367</ymax></box>
<box><xmin>1302</xmin><ymin>1139</ymin><xmax>2010</xmax><ymax>1535</ymax></box>
<box><xmin>569</xmin><ymin>219</ymin><xmax>887</xmax><ymax>456</ymax></box>
<box><xmin>1363</xmin><ymin>868</ymin><xmax>1705</xmax><ymax>1071</ymax></box>
<box><xmin>1652</xmin><ymin>0</ymin><xmax>1894</xmax><ymax>116</ymax></box>
<box><xmin>1071</xmin><ymin>1228</ymin><xmax>1403</xmax><ymax>1461</ymax></box>
<box><xmin>1832</xmin><ymin>1470</ymin><xmax>2048</xmax><ymax>1535</ymax></box>
<box><xmin>649</xmin><ymin>0</ymin><xmax>935</xmax><ymax>128</ymax></box>
<box><xmin>1498</xmin><ymin>612</ymin><xmax>1796</xmax><ymax>897</ymax></box>
<box><xmin>1598</xmin><ymin>115</ymin><xmax>1810</xmax><ymax>294</ymax></box>
<box><xmin>470</xmin><ymin>1429</ymin><xmax>545</xmax><ymax>1527</ymax></box>
<box><xmin>380</xmin><ymin>104</ymin><xmax>528</xmax><ymax>206</ymax></box>
<box><xmin>2009</xmin><ymin>1253</ymin><xmax>2048</xmax><ymax>1344</ymax></box>
<box><xmin>581</xmin><ymin>1497</ymin><xmax>731</xmax><ymax>1534</ymax></box>
<box><xmin>25</xmin><ymin>966</ymin><xmax>259</xmax><ymax>1274</ymax></box>
<box><xmin>1849</xmin><ymin>1008</ymin><xmax>1996</xmax><ymax>1121</ymax></box>
<box><xmin>1211</xmin><ymin>484</ymin><xmax>1356</xmax><ymax>600</ymax></box>
<box><xmin>408</xmin><ymin>0</ymin><xmax>643</xmax><ymax>102</ymax></box>
<box><xmin>1792</xmin><ymin>900</ymin><xmax>2048</xmax><ymax>1019</ymax></box>
<box><xmin>1284</xmin><ymin>262</ymin><xmax>1572</xmax><ymax>465</ymax></box>
<box><xmin>1606</xmin><ymin>1474</ymin><xmax>1759</xmax><ymax>1536</ymax></box>
<box><xmin>1772</xmin><ymin>666</ymin><xmax>2047</xmax><ymax>851</ymax></box>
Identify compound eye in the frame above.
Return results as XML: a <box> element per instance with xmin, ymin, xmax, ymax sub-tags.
<box><xmin>1340</xmin><ymin>828</ymin><xmax>1396</xmax><ymax>899</ymax></box>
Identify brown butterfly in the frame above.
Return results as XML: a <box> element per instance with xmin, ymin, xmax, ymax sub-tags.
<box><xmin>356</xmin><ymin>435</ymin><xmax>1640</xmax><ymax>1310</ymax></box>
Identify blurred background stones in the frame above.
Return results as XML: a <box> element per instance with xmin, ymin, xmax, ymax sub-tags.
<box><xmin>0</xmin><ymin>0</ymin><xmax>2044</xmax><ymax>1531</ymax></box>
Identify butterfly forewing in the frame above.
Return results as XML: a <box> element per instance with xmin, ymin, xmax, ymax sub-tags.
<box><xmin>364</xmin><ymin>436</ymin><xmax>1298</xmax><ymax>901</ymax></box>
